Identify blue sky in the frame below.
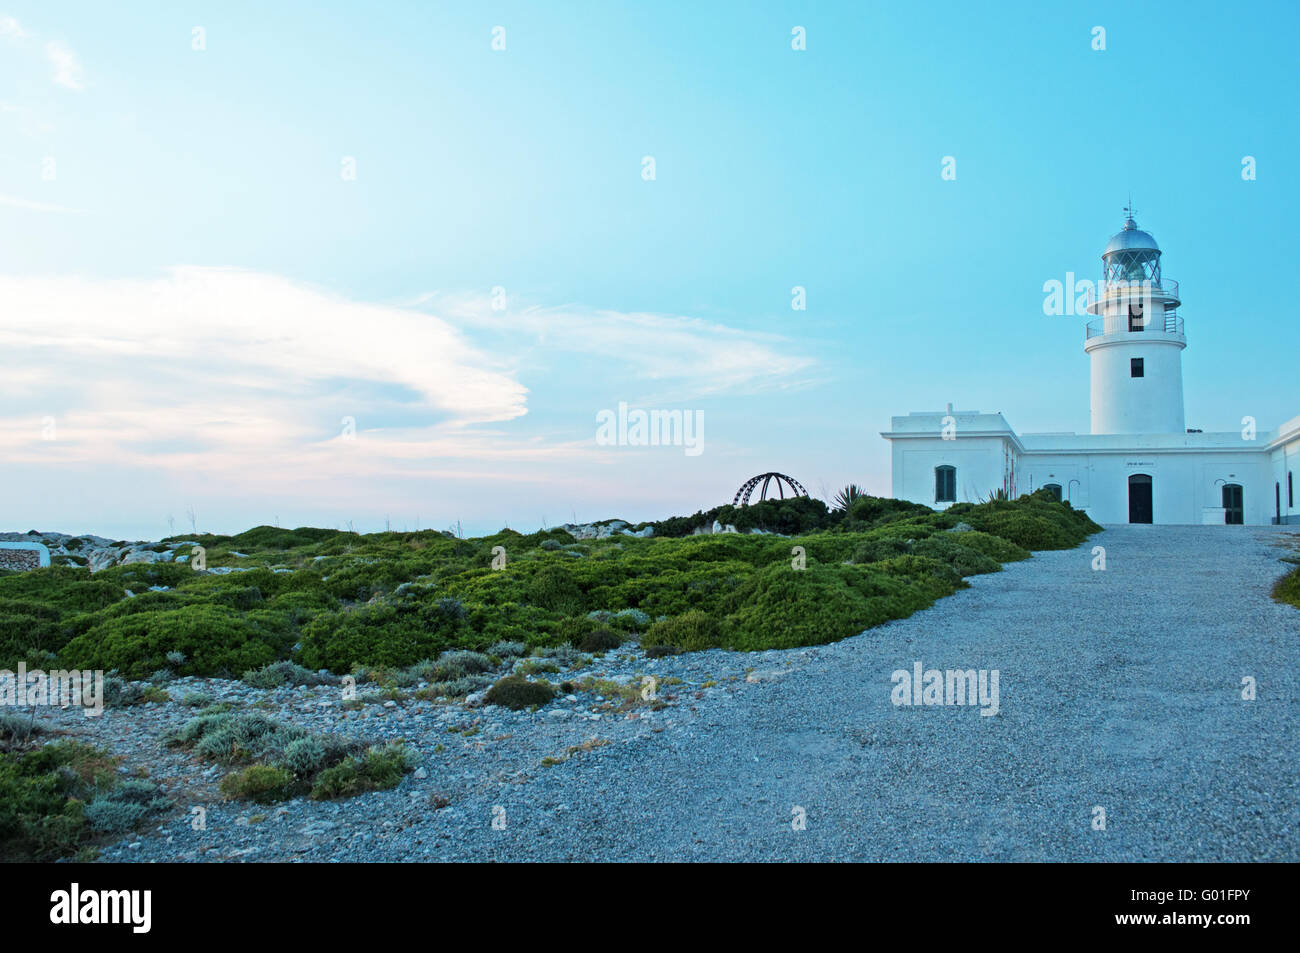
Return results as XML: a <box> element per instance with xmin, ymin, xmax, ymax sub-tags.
<box><xmin>1</xmin><ymin>0</ymin><xmax>1296</xmax><ymax>538</ymax></box>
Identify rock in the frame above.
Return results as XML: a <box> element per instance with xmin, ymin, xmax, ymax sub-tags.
<box><xmin>88</xmin><ymin>550</ymin><xmax>119</xmax><ymax>572</ymax></box>
<box><xmin>413</xmin><ymin>767</ymin><xmax>428</xmax><ymax>779</ymax></box>
<box><xmin>948</xmin><ymin>522</ymin><xmax>975</xmax><ymax>533</ymax></box>
<box><xmin>546</xmin><ymin>709</ymin><xmax>571</xmax><ymax>721</ymax></box>
<box><xmin>121</xmin><ymin>549</ymin><xmax>162</xmax><ymax>565</ymax></box>
<box><xmin>465</xmin><ymin>690</ymin><xmax>488</xmax><ymax>708</ymax></box>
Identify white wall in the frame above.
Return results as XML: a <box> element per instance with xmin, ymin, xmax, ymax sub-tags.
<box><xmin>1267</xmin><ymin>415</ymin><xmax>1300</xmax><ymax>524</ymax></box>
<box><xmin>893</xmin><ymin>436</ymin><xmax>1015</xmax><ymax>508</ymax></box>
<box><xmin>1088</xmin><ymin>337</ymin><xmax>1186</xmax><ymax>435</ymax></box>
<box><xmin>994</xmin><ymin>447</ymin><xmax>1271</xmax><ymax>524</ymax></box>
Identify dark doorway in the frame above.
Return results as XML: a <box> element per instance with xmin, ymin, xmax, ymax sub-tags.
<box><xmin>1222</xmin><ymin>483</ymin><xmax>1244</xmax><ymax>525</ymax></box>
<box><xmin>1128</xmin><ymin>474</ymin><xmax>1153</xmax><ymax>524</ymax></box>
<box><xmin>1042</xmin><ymin>483</ymin><xmax>1062</xmax><ymax>502</ymax></box>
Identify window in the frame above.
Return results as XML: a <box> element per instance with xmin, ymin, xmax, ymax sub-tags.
<box><xmin>1042</xmin><ymin>483</ymin><xmax>1063</xmax><ymax>502</ymax></box>
<box><xmin>1131</xmin><ymin>357</ymin><xmax>1144</xmax><ymax>377</ymax></box>
<box><xmin>935</xmin><ymin>465</ymin><xmax>956</xmax><ymax>503</ymax></box>
<box><xmin>1128</xmin><ymin>300</ymin><xmax>1146</xmax><ymax>331</ymax></box>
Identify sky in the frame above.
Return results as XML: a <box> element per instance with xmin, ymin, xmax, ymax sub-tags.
<box><xmin>1</xmin><ymin>0</ymin><xmax>1296</xmax><ymax>539</ymax></box>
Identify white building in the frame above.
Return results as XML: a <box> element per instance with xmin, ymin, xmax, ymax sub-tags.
<box><xmin>882</xmin><ymin>213</ymin><xmax>1300</xmax><ymax>525</ymax></box>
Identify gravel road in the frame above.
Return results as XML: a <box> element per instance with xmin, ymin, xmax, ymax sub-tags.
<box><xmin>40</xmin><ymin>524</ymin><xmax>1300</xmax><ymax>862</ymax></box>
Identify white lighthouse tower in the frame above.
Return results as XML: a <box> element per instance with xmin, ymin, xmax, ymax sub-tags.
<box><xmin>1084</xmin><ymin>207</ymin><xmax>1186</xmax><ymax>435</ymax></box>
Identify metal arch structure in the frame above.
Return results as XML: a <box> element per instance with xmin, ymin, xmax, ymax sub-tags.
<box><xmin>733</xmin><ymin>472</ymin><xmax>809</xmax><ymax>507</ymax></box>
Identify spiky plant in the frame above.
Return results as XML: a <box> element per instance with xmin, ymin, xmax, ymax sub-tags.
<box><xmin>833</xmin><ymin>484</ymin><xmax>867</xmax><ymax>512</ymax></box>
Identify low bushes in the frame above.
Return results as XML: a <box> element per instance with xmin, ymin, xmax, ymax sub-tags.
<box><xmin>310</xmin><ymin>742</ymin><xmax>416</xmax><ymax>800</ymax></box>
<box><xmin>1273</xmin><ymin>563</ymin><xmax>1300</xmax><ymax>610</ymax></box>
<box><xmin>297</xmin><ymin>600</ymin><xmax>470</xmax><ymax>672</ymax></box>
<box><xmin>721</xmin><ymin>559</ymin><xmax>964</xmax><ymax>652</ymax></box>
<box><xmin>2</xmin><ymin>493</ymin><xmax>1100</xmax><ymax>674</ymax></box>
<box><xmin>484</xmin><ymin>675</ymin><xmax>556</xmax><ymax>710</ymax></box>
<box><xmin>642</xmin><ymin>610</ymin><xmax>724</xmax><ymax>653</ymax></box>
<box><xmin>219</xmin><ymin>764</ymin><xmax>294</xmax><ymax>803</ymax></box>
<box><xmin>0</xmin><ymin>740</ymin><xmax>166</xmax><ymax>861</ymax></box>
<box><xmin>168</xmin><ymin>710</ymin><xmax>410</xmax><ymax>803</ymax></box>
<box><xmin>242</xmin><ymin>660</ymin><xmax>336</xmax><ymax>689</ymax></box>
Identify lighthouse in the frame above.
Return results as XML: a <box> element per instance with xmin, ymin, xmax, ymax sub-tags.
<box><xmin>1084</xmin><ymin>208</ymin><xmax>1186</xmax><ymax>435</ymax></box>
<box><xmin>884</xmin><ymin>207</ymin><xmax>1300</xmax><ymax>525</ymax></box>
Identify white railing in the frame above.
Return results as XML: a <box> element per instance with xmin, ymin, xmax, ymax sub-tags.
<box><xmin>1085</xmin><ymin>314</ymin><xmax>1184</xmax><ymax>339</ymax></box>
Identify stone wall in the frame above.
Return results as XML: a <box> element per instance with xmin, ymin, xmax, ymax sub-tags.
<box><xmin>0</xmin><ymin>542</ymin><xmax>50</xmax><ymax>571</ymax></box>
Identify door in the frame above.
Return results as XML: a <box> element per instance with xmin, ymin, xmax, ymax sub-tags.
<box><xmin>1222</xmin><ymin>484</ymin><xmax>1243</xmax><ymax>525</ymax></box>
<box><xmin>1128</xmin><ymin>474</ymin><xmax>1153</xmax><ymax>524</ymax></box>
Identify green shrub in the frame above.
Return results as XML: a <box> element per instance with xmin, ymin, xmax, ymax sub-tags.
<box><xmin>526</xmin><ymin>564</ymin><xmax>586</xmax><ymax>614</ymax></box>
<box><xmin>298</xmin><ymin>600</ymin><xmax>470</xmax><ymax>672</ymax></box>
<box><xmin>2</xmin><ymin>494</ymin><xmax>1098</xmax><ymax>677</ymax></box>
<box><xmin>850</xmin><ymin>537</ymin><xmax>913</xmax><ymax>563</ymax></box>
<box><xmin>0</xmin><ymin>740</ymin><xmax>140</xmax><ymax>861</ymax></box>
<box><xmin>281</xmin><ymin>737</ymin><xmax>327</xmax><ymax>777</ymax></box>
<box><xmin>103</xmin><ymin>679</ymin><xmax>170</xmax><ymax>707</ymax></box>
<box><xmin>611</xmin><ymin>608</ymin><xmax>650</xmax><ymax>630</ymax></box>
<box><xmin>242</xmin><ymin>660</ymin><xmax>333</xmax><ymax>689</ymax></box>
<box><xmin>172</xmin><ymin>712</ymin><xmax>306</xmax><ymax>766</ymax></box>
<box><xmin>0</xmin><ymin>713</ymin><xmax>45</xmax><ymax>747</ymax></box>
<box><xmin>1273</xmin><ymin>564</ymin><xmax>1300</xmax><ymax>610</ymax></box>
<box><xmin>642</xmin><ymin>610</ymin><xmax>723</xmax><ymax>653</ymax></box>
<box><xmin>310</xmin><ymin>742</ymin><xmax>415</xmax><ymax>800</ymax></box>
<box><xmin>560</xmin><ymin>615</ymin><xmax>624</xmax><ymax>651</ymax></box>
<box><xmin>219</xmin><ymin>764</ymin><xmax>294</xmax><ymax>803</ymax></box>
<box><xmin>941</xmin><ymin>529</ymin><xmax>1029</xmax><ymax>562</ymax></box>
<box><xmin>416</xmin><ymin>674</ymin><xmax>493</xmax><ymax>699</ymax></box>
<box><xmin>578</xmin><ymin>627</ymin><xmax>623</xmax><ymax>653</ymax></box>
<box><xmin>484</xmin><ymin>675</ymin><xmax>556</xmax><ymax>710</ymax></box>
<box><xmin>911</xmin><ymin>535</ymin><xmax>1002</xmax><ymax>576</ymax></box>
<box><xmin>721</xmin><ymin>560</ymin><xmax>963</xmax><ymax>652</ymax></box>
<box><xmin>59</xmin><ymin>604</ymin><xmax>288</xmax><ymax>679</ymax></box>
<box><xmin>84</xmin><ymin>779</ymin><xmax>170</xmax><ymax>832</ymax></box>
<box><xmin>430</xmin><ymin>650</ymin><xmax>495</xmax><ymax>681</ymax></box>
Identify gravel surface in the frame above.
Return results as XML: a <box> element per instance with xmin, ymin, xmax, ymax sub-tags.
<box><xmin>30</xmin><ymin>525</ymin><xmax>1300</xmax><ymax>862</ymax></box>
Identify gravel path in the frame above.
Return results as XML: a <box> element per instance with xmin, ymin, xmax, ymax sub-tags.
<box><xmin>37</xmin><ymin>525</ymin><xmax>1300</xmax><ymax>862</ymax></box>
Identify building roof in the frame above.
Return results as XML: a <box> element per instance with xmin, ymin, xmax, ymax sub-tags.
<box><xmin>1104</xmin><ymin>219</ymin><xmax>1160</xmax><ymax>257</ymax></box>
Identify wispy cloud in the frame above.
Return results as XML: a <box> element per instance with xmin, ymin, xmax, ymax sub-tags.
<box><xmin>413</xmin><ymin>291</ymin><xmax>818</xmax><ymax>401</ymax></box>
<box><xmin>45</xmin><ymin>40</ymin><xmax>84</xmax><ymax>90</ymax></box>
<box><xmin>0</xmin><ymin>192</ymin><xmax>83</xmax><ymax>213</ymax></box>
<box><xmin>0</xmin><ymin>270</ymin><xmax>816</xmax><ymax>525</ymax></box>
<box><xmin>0</xmin><ymin>15</ymin><xmax>27</xmax><ymax>39</ymax></box>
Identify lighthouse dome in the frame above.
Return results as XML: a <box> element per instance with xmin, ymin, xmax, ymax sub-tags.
<box><xmin>1104</xmin><ymin>221</ymin><xmax>1159</xmax><ymax>257</ymax></box>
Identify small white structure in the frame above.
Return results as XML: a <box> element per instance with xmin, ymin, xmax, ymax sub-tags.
<box><xmin>883</xmin><ymin>213</ymin><xmax>1300</xmax><ymax>525</ymax></box>
<box><xmin>0</xmin><ymin>541</ymin><xmax>52</xmax><ymax>570</ymax></box>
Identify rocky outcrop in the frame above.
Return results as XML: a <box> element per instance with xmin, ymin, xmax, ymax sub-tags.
<box><xmin>559</xmin><ymin>520</ymin><xmax>653</xmax><ymax>540</ymax></box>
<box><xmin>0</xmin><ymin>531</ymin><xmax>195</xmax><ymax>573</ymax></box>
